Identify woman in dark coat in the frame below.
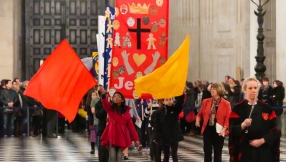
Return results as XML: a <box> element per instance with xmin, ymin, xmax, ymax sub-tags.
<box><xmin>185</xmin><ymin>82</ymin><xmax>196</xmax><ymax>107</ymax></box>
<box><xmin>229</xmin><ymin>77</ymin><xmax>280</xmax><ymax>162</ymax></box>
<box><xmin>272</xmin><ymin>80</ymin><xmax>285</xmax><ymax>128</ymax></box>
<box><xmin>232</xmin><ymin>80</ymin><xmax>242</xmax><ymax>104</ymax></box>
<box><xmin>202</xmin><ymin>83</ymin><xmax>212</xmax><ymax>101</ymax></box>
<box><xmin>272</xmin><ymin>80</ymin><xmax>285</xmax><ymax>111</ymax></box>
<box><xmin>153</xmin><ymin>93</ymin><xmax>184</xmax><ymax>162</ymax></box>
<box><xmin>183</xmin><ymin>82</ymin><xmax>196</xmax><ymax>135</ymax></box>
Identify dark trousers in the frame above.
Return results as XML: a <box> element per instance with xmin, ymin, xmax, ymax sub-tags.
<box><xmin>149</xmin><ymin>128</ymin><xmax>154</xmax><ymax>159</ymax></box>
<box><xmin>135</xmin><ymin>119</ymin><xmax>148</xmax><ymax>147</ymax></box>
<box><xmin>72</xmin><ymin>114</ymin><xmax>86</xmax><ymax>132</ymax></box>
<box><xmin>149</xmin><ymin>128</ymin><xmax>161</xmax><ymax>162</ymax></box>
<box><xmin>190</xmin><ymin>110</ymin><xmax>198</xmax><ymax>133</ymax></box>
<box><xmin>180</xmin><ymin>118</ymin><xmax>188</xmax><ymax>133</ymax></box>
<box><xmin>140</xmin><ymin>119</ymin><xmax>148</xmax><ymax>147</ymax></box>
<box><xmin>143</xmin><ymin>124</ymin><xmax>149</xmax><ymax>147</ymax></box>
<box><xmin>136</xmin><ymin>125</ymin><xmax>142</xmax><ymax>145</ymax></box>
<box><xmin>153</xmin><ymin>143</ymin><xmax>162</xmax><ymax>162</ymax></box>
<box><xmin>15</xmin><ymin>115</ymin><xmax>22</xmax><ymax>136</ymax></box>
<box><xmin>0</xmin><ymin>109</ymin><xmax>3</xmax><ymax>137</ymax></box>
<box><xmin>3</xmin><ymin>112</ymin><xmax>15</xmax><ymax>136</ymax></box>
<box><xmin>163</xmin><ymin>143</ymin><xmax>179</xmax><ymax>162</ymax></box>
<box><xmin>46</xmin><ymin>110</ymin><xmax>57</xmax><ymax>136</ymax></box>
<box><xmin>42</xmin><ymin>109</ymin><xmax>47</xmax><ymax>137</ymax></box>
<box><xmin>98</xmin><ymin>138</ymin><xmax>109</xmax><ymax>162</ymax></box>
<box><xmin>203</xmin><ymin>125</ymin><xmax>224</xmax><ymax>162</ymax></box>
<box><xmin>20</xmin><ymin>109</ymin><xmax>31</xmax><ymax>135</ymax></box>
<box><xmin>32</xmin><ymin>115</ymin><xmax>41</xmax><ymax>135</ymax></box>
<box><xmin>58</xmin><ymin>118</ymin><xmax>65</xmax><ymax>133</ymax></box>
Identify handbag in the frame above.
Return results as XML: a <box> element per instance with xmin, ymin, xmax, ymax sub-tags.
<box><xmin>186</xmin><ymin>111</ymin><xmax>195</xmax><ymax>123</ymax></box>
<box><xmin>179</xmin><ymin>111</ymin><xmax>184</xmax><ymax>119</ymax></box>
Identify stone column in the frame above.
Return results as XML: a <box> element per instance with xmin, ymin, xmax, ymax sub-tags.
<box><xmin>98</xmin><ymin>0</ymin><xmax>107</xmax><ymax>15</ymax></box>
<box><xmin>0</xmin><ymin>0</ymin><xmax>15</xmax><ymax>80</ymax></box>
<box><xmin>276</xmin><ymin>0</ymin><xmax>286</xmax><ymax>135</ymax></box>
<box><xmin>249</xmin><ymin>1</ymin><xmax>259</xmax><ymax>78</ymax></box>
<box><xmin>107</xmin><ymin>0</ymin><xmax>115</xmax><ymax>7</ymax></box>
<box><xmin>0</xmin><ymin>0</ymin><xmax>22</xmax><ymax>80</ymax></box>
<box><xmin>276</xmin><ymin>0</ymin><xmax>286</xmax><ymax>85</ymax></box>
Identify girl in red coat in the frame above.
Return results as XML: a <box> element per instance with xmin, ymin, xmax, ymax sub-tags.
<box><xmin>98</xmin><ymin>87</ymin><xmax>140</xmax><ymax>162</ymax></box>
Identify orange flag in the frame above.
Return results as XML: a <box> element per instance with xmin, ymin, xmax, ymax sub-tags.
<box><xmin>134</xmin><ymin>35</ymin><xmax>190</xmax><ymax>99</ymax></box>
<box><xmin>24</xmin><ymin>39</ymin><xmax>97</xmax><ymax>123</ymax></box>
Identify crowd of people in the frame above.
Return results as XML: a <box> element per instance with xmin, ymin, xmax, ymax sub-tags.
<box><xmin>84</xmin><ymin>75</ymin><xmax>284</xmax><ymax>162</ymax></box>
<box><xmin>0</xmin><ymin>75</ymin><xmax>285</xmax><ymax>162</ymax></box>
<box><xmin>0</xmin><ymin>78</ymin><xmax>87</xmax><ymax>138</ymax></box>
<box><xmin>0</xmin><ymin>78</ymin><xmax>43</xmax><ymax>138</ymax></box>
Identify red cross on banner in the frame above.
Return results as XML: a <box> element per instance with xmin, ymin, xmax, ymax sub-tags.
<box><xmin>109</xmin><ymin>0</ymin><xmax>169</xmax><ymax>99</ymax></box>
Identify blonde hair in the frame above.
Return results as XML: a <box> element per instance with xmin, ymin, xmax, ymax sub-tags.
<box><xmin>12</xmin><ymin>84</ymin><xmax>20</xmax><ymax>92</ymax></box>
<box><xmin>211</xmin><ymin>83</ymin><xmax>225</xmax><ymax>97</ymax></box>
<box><xmin>241</xmin><ymin>77</ymin><xmax>259</xmax><ymax>92</ymax></box>
<box><xmin>22</xmin><ymin>81</ymin><xmax>29</xmax><ymax>89</ymax></box>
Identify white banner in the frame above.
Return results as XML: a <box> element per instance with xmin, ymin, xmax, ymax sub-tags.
<box><xmin>97</xmin><ymin>15</ymin><xmax>106</xmax><ymax>86</ymax></box>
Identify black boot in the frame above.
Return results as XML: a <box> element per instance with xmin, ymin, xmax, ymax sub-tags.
<box><xmin>90</xmin><ymin>142</ymin><xmax>95</xmax><ymax>154</ymax></box>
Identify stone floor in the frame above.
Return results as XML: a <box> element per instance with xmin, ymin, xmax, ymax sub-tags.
<box><xmin>1</xmin><ymin>130</ymin><xmax>286</xmax><ymax>162</ymax></box>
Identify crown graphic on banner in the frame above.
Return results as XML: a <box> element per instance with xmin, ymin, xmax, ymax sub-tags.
<box><xmin>128</xmin><ymin>3</ymin><xmax>150</xmax><ymax>14</ymax></box>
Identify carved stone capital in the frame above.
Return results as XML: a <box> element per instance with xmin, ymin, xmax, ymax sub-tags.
<box><xmin>265</xmin><ymin>39</ymin><xmax>276</xmax><ymax>47</ymax></box>
<box><xmin>215</xmin><ymin>40</ymin><xmax>233</xmax><ymax>48</ymax></box>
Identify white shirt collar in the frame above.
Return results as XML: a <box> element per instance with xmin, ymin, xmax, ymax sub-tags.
<box><xmin>247</xmin><ymin>99</ymin><xmax>257</xmax><ymax>105</ymax></box>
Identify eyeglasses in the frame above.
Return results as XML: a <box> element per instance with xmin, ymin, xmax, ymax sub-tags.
<box><xmin>113</xmin><ymin>95</ymin><xmax>122</xmax><ymax>98</ymax></box>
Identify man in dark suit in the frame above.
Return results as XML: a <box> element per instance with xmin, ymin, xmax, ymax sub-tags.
<box><xmin>0</xmin><ymin>80</ymin><xmax>19</xmax><ymax>137</ymax></box>
<box><xmin>0</xmin><ymin>79</ymin><xmax>6</xmax><ymax>137</ymax></box>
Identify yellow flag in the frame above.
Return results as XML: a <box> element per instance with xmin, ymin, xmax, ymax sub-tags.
<box><xmin>134</xmin><ymin>35</ymin><xmax>190</xmax><ymax>99</ymax></box>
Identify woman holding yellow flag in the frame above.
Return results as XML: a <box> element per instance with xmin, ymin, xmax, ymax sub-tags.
<box><xmin>134</xmin><ymin>35</ymin><xmax>190</xmax><ymax>161</ymax></box>
<box><xmin>152</xmin><ymin>93</ymin><xmax>185</xmax><ymax>162</ymax></box>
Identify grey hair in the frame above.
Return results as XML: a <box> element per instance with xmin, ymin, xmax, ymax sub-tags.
<box><xmin>22</xmin><ymin>81</ymin><xmax>29</xmax><ymax>89</ymax></box>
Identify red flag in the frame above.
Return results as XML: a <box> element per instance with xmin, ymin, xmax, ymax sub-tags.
<box><xmin>24</xmin><ymin>39</ymin><xmax>97</xmax><ymax>123</ymax></box>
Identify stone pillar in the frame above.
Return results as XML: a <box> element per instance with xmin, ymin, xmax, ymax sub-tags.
<box><xmin>107</xmin><ymin>0</ymin><xmax>115</xmax><ymax>7</ymax></box>
<box><xmin>13</xmin><ymin>0</ymin><xmax>22</xmax><ymax>80</ymax></box>
<box><xmin>98</xmin><ymin>0</ymin><xmax>107</xmax><ymax>15</ymax></box>
<box><xmin>276</xmin><ymin>0</ymin><xmax>286</xmax><ymax>85</ymax></box>
<box><xmin>249</xmin><ymin>1</ymin><xmax>259</xmax><ymax>78</ymax></box>
<box><xmin>0</xmin><ymin>0</ymin><xmax>22</xmax><ymax>80</ymax></box>
<box><xmin>276</xmin><ymin>0</ymin><xmax>286</xmax><ymax>135</ymax></box>
<box><xmin>0</xmin><ymin>0</ymin><xmax>14</xmax><ymax>80</ymax></box>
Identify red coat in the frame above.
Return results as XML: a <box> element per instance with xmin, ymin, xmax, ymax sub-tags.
<box><xmin>100</xmin><ymin>97</ymin><xmax>139</xmax><ymax>150</ymax></box>
<box><xmin>197</xmin><ymin>98</ymin><xmax>231</xmax><ymax>134</ymax></box>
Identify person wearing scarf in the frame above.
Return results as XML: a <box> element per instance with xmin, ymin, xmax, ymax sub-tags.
<box><xmin>196</xmin><ymin>82</ymin><xmax>231</xmax><ymax>162</ymax></box>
